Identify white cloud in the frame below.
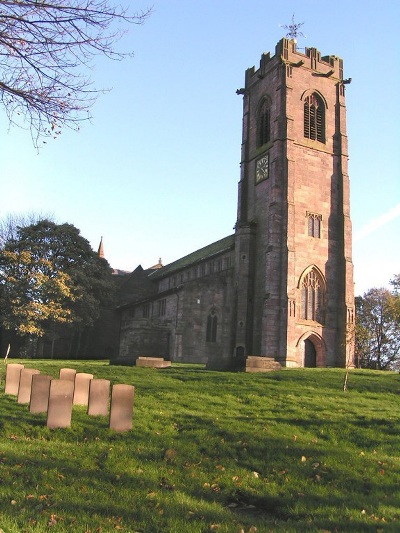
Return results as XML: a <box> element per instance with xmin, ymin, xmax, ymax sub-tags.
<box><xmin>354</xmin><ymin>203</ymin><xmax>400</xmax><ymax>242</ymax></box>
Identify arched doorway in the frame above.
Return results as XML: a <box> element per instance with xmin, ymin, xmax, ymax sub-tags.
<box><xmin>304</xmin><ymin>339</ymin><xmax>317</xmax><ymax>367</ymax></box>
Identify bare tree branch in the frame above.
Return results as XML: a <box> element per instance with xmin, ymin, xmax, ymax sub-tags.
<box><xmin>0</xmin><ymin>211</ymin><xmax>55</xmax><ymax>248</ymax></box>
<box><xmin>0</xmin><ymin>1</ymin><xmax>151</xmax><ymax>147</ymax></box>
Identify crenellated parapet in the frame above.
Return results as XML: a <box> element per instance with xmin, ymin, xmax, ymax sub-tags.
<box><xmin>244</xmin><ymin>38</ymin><xmax>344</xmax><ymax>88</ymax></box>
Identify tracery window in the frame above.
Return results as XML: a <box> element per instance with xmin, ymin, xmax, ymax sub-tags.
<box><xmin>206</xmin><ymin>310</ymin><xmax>218</xmax><ymax>343</ymax></box>
<box><xmin>304</xmin><ymin>93</ymin><xmax>325</xmax><ymax>143</ymax></box>
<box><xmin>257</xmin><ymin>99</ymin><xmax>271</xmax><ymax>148</ymax></box>
<box><xmin>300</xmin><ymin>269</ymin><xmax>325</xmax><ymax>323</ymax></box>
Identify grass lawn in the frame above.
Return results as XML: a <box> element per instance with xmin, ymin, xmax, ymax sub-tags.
<box><xmin>0</xmin><ymin>361</ymin><xmax>399</xmax><ymax>532</ymax></box>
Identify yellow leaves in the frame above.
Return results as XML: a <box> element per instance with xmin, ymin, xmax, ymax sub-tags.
<box><xmin>48</xmin><ymin>514</ymin><xmax>59</xmax><ymax>527</ymax></box>
<box><xmin>203</xmin><ymin>482</ymin><xmax>220</xmax><ymax>492</ymax></box>
<box><xmin>1</xmin><ymin>244</ymin><xmax>76</xmax><ymax>335</ymax></box>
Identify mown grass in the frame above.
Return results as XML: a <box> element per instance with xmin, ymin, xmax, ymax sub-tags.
<box><xmin>0</xmin><ymin>361</ymin><xmax>399</xmax><ymax>532</ymax></box>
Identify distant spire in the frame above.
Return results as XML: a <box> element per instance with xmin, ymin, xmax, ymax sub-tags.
<box><xmin>98</xmin><ymin>236</ymin><xmax>104</xmax><ymax>258</ymax></box>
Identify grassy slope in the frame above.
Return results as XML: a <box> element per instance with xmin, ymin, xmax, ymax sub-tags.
<box><xmin>0</xmin><ymin>361</ymin><xmax>399</xmax><ymax>533</ymax></box>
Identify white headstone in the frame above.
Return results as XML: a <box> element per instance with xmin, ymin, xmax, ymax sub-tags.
<box><xmin>109</xmin><ymin>384</ymin><xmax>135</xmax><ymax>432</ymax></box>
<box><xmin>47</xmin><ymin>379</ymin><xmax>74</xmax><ymax>429</ymax></box>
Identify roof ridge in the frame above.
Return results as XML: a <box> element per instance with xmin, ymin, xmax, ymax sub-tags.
<box><xmin>149</xmin><ymin>234</ymin><xmax>235</xmax><ymax>279</ymax></box>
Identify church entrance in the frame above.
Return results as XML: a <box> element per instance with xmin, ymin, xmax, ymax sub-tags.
<box><xmin>304</xmin><ymin>339</ymin><xmax>317</xmax><ymax>367</ymax></box>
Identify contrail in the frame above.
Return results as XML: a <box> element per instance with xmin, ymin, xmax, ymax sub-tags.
<box><xmin>354</xmin><ymin>203</ymin><xmax>400</xmax><ymax>242</ymax></box>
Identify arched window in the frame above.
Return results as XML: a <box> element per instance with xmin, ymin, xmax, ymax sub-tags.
<box><xmin>304</xmin><ymin>93</ymin><xmax>325</xmax><ymax>143</ymax></box>
<box><xmin>300</xmin><ymin>269</ymin><xmax>325</xmax><ymax>323</ymax></box>
<box><xmin>206</xmin><ymin>310</ymin><xmax>218</xmax><ymax>343</ymax></box>
<box><xmin>257</xmin><ymin>99</ymin><xmax>271</xmax><ymax>148</ymax></box>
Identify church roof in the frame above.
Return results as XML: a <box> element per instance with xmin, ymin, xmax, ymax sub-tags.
<box><xmin>117</xmin><ymin>265</ymin><xmax>158</xmax><ymax>306</ymax></box>
<box><xmin>148</xmin><ymin>234</ymin><xmax>235</xmax><ymax>280</ymax></box>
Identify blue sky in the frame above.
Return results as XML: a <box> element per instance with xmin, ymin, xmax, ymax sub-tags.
<box><xmin>1</xmin><ymin>0</ymin><xmax>399</xmax><ymax>296</ymax></box>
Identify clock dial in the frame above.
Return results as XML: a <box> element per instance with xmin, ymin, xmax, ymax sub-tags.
<box><xmin>256</xmin><ymin>154</ymin><xmax>269</xmax><ymax>183</ymax></box>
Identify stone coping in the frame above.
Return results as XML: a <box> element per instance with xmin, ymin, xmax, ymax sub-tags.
<box><xmin>136</xmin><ymin>357</ymin><xmax>172</xmax><ymax>368</ymax></box>
<box><xmin>245</xmin><ymin>356</ymin><xmax>282</xmax><ymax>373</ymax></box>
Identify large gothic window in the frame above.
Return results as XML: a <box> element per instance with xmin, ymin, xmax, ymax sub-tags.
<box><xmin>304</xmin><ymin>93</ymin><xmax>325</xmax><ymax>143</ymax></box>
<box><xmin>206</xmin><ymin>310</ymin><xmax>218</xmax><ymax>343</ymax></box>
<box><xmin>256</xmin><ymin>99</ymin><xmax>271</xmax><ymax>148</ymax></box>
<box><xmin>300</xmin><ymin>269</ymin><xmax>325</xmax><ymax>323</ymax></box>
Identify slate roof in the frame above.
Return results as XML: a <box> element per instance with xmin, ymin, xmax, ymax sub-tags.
<box><xmin>148</xmin><ymin>234</ymin><xmax>235</xmax><ymax>280</ymax></box>
<box><xmin>117</xmin><ymin>265</ymin><xmax>158</xmax><ymax>306</ymax></box>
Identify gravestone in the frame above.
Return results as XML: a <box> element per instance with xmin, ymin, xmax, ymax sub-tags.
<box><xmin>17</xmin><ymin>368</ymin><xmax>40</xmax><ymax>404</ymax></box>
<box><xmin>30</xmin><ymin>374</ymin><xmax>52</xmax><ymax>414</ymax></box>
<box><xmin>59</xmin><ymin>368</ymin><xmax>77</xmax><ymax>381</ymax></box>
<box><xmin>4</xmin><ymin>363</ymin><xmax>24</xmax><ymax>395</ymax></box>
<box><xmin>46</xmin><ymin>379</ymin><xmax>74</xmax><ymax>429</ymax></box>
<box><xmin>109</xmin><ymin>384</ymin><xmax>135</xmax><ymax>432</ymax></box>
<box><xmin>88</xmin><ymin>379</ymin><xmax>110</xmax><ymax>416</ymax></box>
<box><xmin>73</xmin><ymin>373</ymin><xmax>94</xmax><ymax>406</ymax></box>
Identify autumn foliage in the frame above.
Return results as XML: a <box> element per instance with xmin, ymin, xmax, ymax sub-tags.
<box><xmin>0</xmin><ymin>219</ymin><xmax>114</xmax><ymax>341</ymax></box>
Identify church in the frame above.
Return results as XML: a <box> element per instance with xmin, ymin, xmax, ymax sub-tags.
<box><xmin>113</xmin><ymin>37</ymin><xmax>355</xmax><ymax>370</ymax></box>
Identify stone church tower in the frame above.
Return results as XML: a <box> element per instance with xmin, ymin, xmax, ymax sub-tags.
<box><xmin>114</xmin><ymin>37</ymin><xmax>355</xmax><ymax>369</ymax></box>
<box><xmin>233</xmin><ymin>38</ymin><xmax>355</xmax><ymax>367</ymax></box>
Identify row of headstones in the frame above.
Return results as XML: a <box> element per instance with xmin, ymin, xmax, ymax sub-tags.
<box><xmin>3</xmin><ymin>363</ymin><xmax>134</xmax><ymax>432</ymax></box>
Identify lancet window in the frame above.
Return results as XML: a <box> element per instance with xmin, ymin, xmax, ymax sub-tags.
<box><xmin>256</xmin><ymin>99</ymin><xmax>271</xmax><ymax>148</ymax></box>
<box><xmin>304</xmin><ymin>93</ymin><xmax>325</xmax><ymax>143</ymax></box>
<box><xmin>206</xmin><ymin>309</ymin><xmax>218</xmax><ymax>343</ymax></box>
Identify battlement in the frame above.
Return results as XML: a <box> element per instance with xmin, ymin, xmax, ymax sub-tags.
<box><xmin>245</xmin><ymin>38</ymin><xmax>343</xmax><ymax>87</ymax></box>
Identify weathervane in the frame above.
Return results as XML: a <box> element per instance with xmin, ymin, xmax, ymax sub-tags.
<box><xmin>281</xmin><ymin>14</ymin><xmax>306</xmax><ymax>42</ymax></box>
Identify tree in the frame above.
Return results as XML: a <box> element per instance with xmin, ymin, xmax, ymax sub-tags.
<box><xmin>0</xmin><ymin>211</ymin><xmax>54</xmax><ymax>249</ymax></box>
<box><xmin>390</xmin><ymin>274</ymin><xmax>400</xmax><ymax>311</ymax></box>
<box><xmin>355</xmin><ymin>288</ymin><xmax>400</xmax><ymax>371</ymax></box>
<box><xmin>0</xmin><ymin>1</ymin><xmax>151</xmax><ymax>146</ymax></box>
<box><xmin>0</xmin><ymin>219</ymin><xmax>115</xmax><ymax>355</ymax></box>
<box><xmin>0</xmin><ymin>247</ymin><xmax>75</xmax><ymax>336</ymax></box>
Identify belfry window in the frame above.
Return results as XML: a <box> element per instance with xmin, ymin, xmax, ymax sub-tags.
<box><xmin>206</xmin><ymin>310</ymin><xmax>218</xmax><ymax>343</ymax></box>
<box><xmin>301</xmin><ymin>269</ymin><xmax>325</xmax><ymax>323</ymax></box>
<box><xmin>257</xmin><ymin>99</ymin><xmax>271</xmax><ymax>148</ymax></box>
<box><xmin>304</xmin><ymin>93</ymin><xmax>325</xmax><ymax>143</ymax></box>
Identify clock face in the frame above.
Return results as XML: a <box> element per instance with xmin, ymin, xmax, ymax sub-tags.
<box><xmin>256</xmin><ymin>154</ymin><xmax>269</xmax><ymax>183</ymax></box>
